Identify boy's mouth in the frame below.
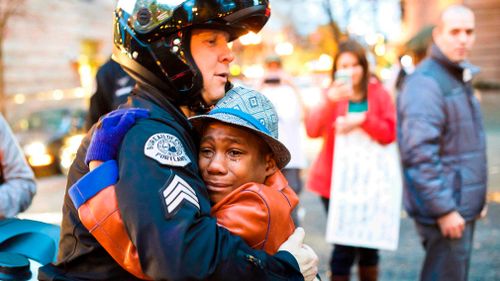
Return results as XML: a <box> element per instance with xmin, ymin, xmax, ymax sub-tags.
<box><xmin>205</xmin><ymin>180</ymin><xmax>231</xmax><ymax>191</ymax></box>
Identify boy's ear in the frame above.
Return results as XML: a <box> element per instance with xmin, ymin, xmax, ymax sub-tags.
<box><xmin>264</xmin><ymin>153</ymin><xmax>278</xmax><ymax>177</ymax></box>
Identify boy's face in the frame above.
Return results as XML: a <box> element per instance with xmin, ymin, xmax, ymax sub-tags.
<box><xmin>191</xmin><ymin>29</ymin><xmax>234</xmax><ymax>107</ymax></box>
<box><xmin>198</xmin><ymin>121</ymin><xmax>276</xmax><ymax>204</ymax></box>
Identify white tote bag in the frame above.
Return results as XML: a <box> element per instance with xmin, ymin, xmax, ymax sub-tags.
<box><xmin>325</xmin><ymin>127</ymin><xmax>402</xmax><ymax>251</ymax></box>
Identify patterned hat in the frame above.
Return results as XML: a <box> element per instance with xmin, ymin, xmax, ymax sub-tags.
<box><xmin>189</xmin><ymin>86</ymin><xmax>291</xmax><ymax>169</ymax></box>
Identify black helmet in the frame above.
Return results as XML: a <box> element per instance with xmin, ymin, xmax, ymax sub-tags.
<box><xmin>113</xmin><ymin>0</ymin><xmax>270</xmax><ymax>109</ymax></box>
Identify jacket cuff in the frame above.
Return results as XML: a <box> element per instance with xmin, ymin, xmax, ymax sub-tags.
<box><xmin>274</xmin><ymin>250</ymin><xmax>302</xmax><ymax>277</ymax></box>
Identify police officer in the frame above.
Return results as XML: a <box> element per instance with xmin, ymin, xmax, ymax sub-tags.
<box><xmin>86</xmin><ymin>57</ymin><xmax>135</xmax><ymax>130</ymax></box>
<box><xmin>39</xmin><ymin>1</ymin><xmax>318</xmax><ymax>280</ymax></box>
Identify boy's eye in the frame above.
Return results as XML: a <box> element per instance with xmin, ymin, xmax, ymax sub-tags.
<box><xmin>199</xmin><ymin>147</ymin><xmax>214</xmax><ymax>157</ymax></box>
<box><xmin>228</xmin><ymin>149</ymin><xmax>243</xmax><ymax>157</ymax></box>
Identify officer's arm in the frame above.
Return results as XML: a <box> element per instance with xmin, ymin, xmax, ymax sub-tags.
<box><xmin>116</xmin><ymin>122</ymin><xmax>303</xmax><ymax>280</ymax></box>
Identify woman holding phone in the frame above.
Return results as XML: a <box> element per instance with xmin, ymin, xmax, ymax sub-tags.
<box><xmin>305</xmin><ymin>39</ymin><xmax>396</xmax><ymax>281</ymax></box>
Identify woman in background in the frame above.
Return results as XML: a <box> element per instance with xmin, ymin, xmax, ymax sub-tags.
<box><xmin>305</xmin><ymin>39</ymin><xmax>396</xmax><ymax>281</ymax></box>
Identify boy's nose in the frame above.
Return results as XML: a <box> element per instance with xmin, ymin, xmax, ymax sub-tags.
<box><xmin>206</xmin><ymin>154</ymin><xmax>227</xmax><ymax>175</ymax></box>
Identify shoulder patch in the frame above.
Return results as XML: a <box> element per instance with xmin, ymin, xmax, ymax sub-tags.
<box><xmin>144</xmin><ymin>133</ymin><xmax>191</xmax><ymax>167</ymax></box>
<box><xmin>161</xmin><ymin>174</ymin><xmax>200</xmax><ymax>218</ymax></box>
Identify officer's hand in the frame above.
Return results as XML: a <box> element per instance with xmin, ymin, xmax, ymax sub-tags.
<box><xmin>85</xmin><ymin>108</ymin><xmax>150</xmax><ymax>165</ymax></box>
<box><xmin>278</xmin><ymin>227</ymin><xmax>319</xmax><ymax>281</ymax></box>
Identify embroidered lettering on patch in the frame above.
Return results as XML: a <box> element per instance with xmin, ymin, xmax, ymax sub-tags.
<box><xmin>161</xmin><ymin>175</ymin><xmax>200</xmax><ymax>217</ymax></box>
<box><xmin>144</xmin><ymin>133</ymin><xmax>191</xmax><ymax>167</ymax></box>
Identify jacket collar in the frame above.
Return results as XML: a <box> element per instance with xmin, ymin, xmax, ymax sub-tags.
<box><xmin>430</xmin><ymin>44</ymin><xmax>480</xmax><ymax>83</ymax></box>
<box><xmin>210</xmin><ymin>170</ymin><xmax>289</xmax><ymax>211</ymax></box>
<box><xmin>129</xmin><ymin>83</ymin><xmax>193</xmax><ymax>131</ymax></box>
<box><xmin>264</xmin><ymin>170</ymin><xmax>289</xmax><ymax>191</ymax></box>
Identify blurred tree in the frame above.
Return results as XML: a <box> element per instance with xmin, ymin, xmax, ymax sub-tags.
<box><xmin>0</xmin><ymin>0</ymin><xmax>26</xmax><ymax>115</ymax></box>
<box><xmin>404</xmin><ymin>24</ymin><xmax>434</xmax><ymax>65</ymax></box>
<box><xmin>321</xmin><ymin>0</ymin><xmax>342</xmax><ymax>43</ymax></box>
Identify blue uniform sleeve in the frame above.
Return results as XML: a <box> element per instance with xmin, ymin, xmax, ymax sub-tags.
<box><xmin>115</xmin><ymin>119</ymin><xmax>303</xmax><ymax>280</ymax></box>
<box><xmin>397</xmin><ymin>74</ymin><xmax>456</xmax><ymax>217</ymax></box>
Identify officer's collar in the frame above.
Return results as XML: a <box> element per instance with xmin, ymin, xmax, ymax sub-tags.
<box><xmin>130</xmin><ymin>83</ymin><xmax>193</xmax><ymax>130</ymax></box>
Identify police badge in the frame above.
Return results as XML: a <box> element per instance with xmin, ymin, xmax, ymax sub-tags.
<box><xmin>144</xmin><ymin>133</ymin><xmax>191</xmax><ymax>167</ymax></box>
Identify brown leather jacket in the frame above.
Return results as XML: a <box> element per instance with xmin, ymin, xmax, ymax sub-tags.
<box><xmin>212</xmin><ymin>170</ymin><xmax>298</xmax><ymax>254</ymax></box>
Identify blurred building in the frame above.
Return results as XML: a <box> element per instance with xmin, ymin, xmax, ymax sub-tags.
<box><xmin>2</xmin><ymin>0</ymin><xmax>115</xmax><ymax>119</ymax></box>
<box><xmin>402</xmin><ymin>0</ymin><xmax>500</xmax><ymax>84</ymax></box>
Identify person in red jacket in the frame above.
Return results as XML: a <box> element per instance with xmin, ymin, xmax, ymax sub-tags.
<box><xmin>306</xmin><ymin>39</ymin><xmax>396</xmax><ymax>281</ymax></box>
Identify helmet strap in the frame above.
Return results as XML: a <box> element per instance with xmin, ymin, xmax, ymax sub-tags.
<box><xmin>179</xmin><ymin>29</ymin><xmax>206</xmax><ymax>110</ymax></box>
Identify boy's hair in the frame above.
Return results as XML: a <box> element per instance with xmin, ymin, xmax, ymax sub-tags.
<box><xmin>190</xmin><ymin>86</ymin><xmax>291</xmax><ymax>169</ymax></box>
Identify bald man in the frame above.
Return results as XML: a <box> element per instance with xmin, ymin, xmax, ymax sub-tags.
<box><xmin>397</xmin><ymin>5</ymin><xmax>487</xmax><ymax>281</ymax></box>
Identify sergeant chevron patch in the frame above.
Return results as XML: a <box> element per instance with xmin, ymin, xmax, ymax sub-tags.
<box><xmin>161</xmin><ymin>174</ymin><xmax>200</xmax><ymax>218</ymax></box>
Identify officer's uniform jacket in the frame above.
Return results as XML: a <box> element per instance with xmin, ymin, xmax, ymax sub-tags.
<box><xmin>38</xmin><ymin>86</ymin><xmax>303</xmax><ymax>280</ymax></box>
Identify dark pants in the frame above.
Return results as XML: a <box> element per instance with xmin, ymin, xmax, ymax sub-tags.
<box><xmin>415</xmin><ymin>220</ymin><xmax>475</xmax><ymax>281</ymax></box>
<box><xmin>320</xmin><ymin>197</ymin><xmax>379</xmax><ymax>276</ymax></box>
<box><xmin>283</xmin><ymin>168</ymin><xmax>303</xmax><ymax>226</ymax></box>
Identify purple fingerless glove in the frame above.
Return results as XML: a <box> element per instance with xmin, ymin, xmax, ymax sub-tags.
<box><xmin>85</xmin><ymin>108</ymin><xmax>150</xmax><ymax>165</ymax></box>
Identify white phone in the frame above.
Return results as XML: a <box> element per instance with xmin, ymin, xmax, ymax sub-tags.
<box><xmin>334</xmin><ymin>69</ymin><xmax>353</xmax><ymax>88</ymax></box>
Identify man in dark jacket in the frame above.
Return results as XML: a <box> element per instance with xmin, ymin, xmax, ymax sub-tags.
<box><xmin>38</xmin><ymin>1</ymin><xmax>318</xmax><ymax>280</ymax></box>
<box><xmin>86</xmin><ymin>57</ymin><xmax>135</xmax><ymax>130</ymax></box>
<box><xmin>397</xmin><ymin>4</ymin><xmax>487</xmax><ymax>281</ymax></box>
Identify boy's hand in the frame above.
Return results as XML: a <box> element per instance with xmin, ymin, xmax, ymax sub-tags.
<box><xmin>85</xmin><ymin>108</ymin><xmax>150</xmax><ymax>165</ymax></box>
<box><xmin>278</xmin><ymin>227</ymin><xmax>319</xmax><ymax>281</ymax></box>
